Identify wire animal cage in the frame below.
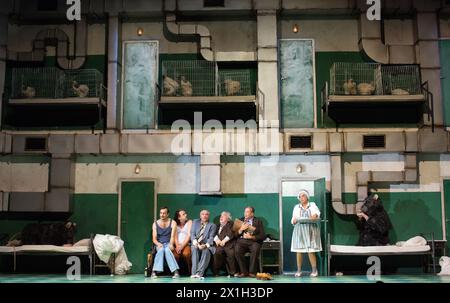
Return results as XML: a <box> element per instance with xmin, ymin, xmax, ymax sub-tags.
<box><xmin>219</xmin><ymin>69</ymin><xmax>252</xmax><ymax>96</ymax></box>
<box><xmin>11</xmin><ymin>67</ymin><xmax>65</xmax><ymax>99</ymax></box>
<box><xmin>381</xmin><ymin>65</ymin><xmax>422</xmax><ymax>95</ymax></box>
<box><xmin>330</xmin><ymin>62</ymin><xmax>383</xmax><ymax>96</ymax></box>
<box><xmin>161</xmin><ymin>60</ymin><xmax>216</xmax><ymax>97</ymax></box>
<box><xmin>64</xmin><ymin>69</ymin><xmax>104</xmax><ymax>98</ymax></box>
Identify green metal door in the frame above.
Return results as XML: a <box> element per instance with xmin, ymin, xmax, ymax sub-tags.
<box><xmin>120</xmin><ymin>181</ymin><xmax>155</xmax><ymax>274</ymax></box>
<box><xmin>279</xmin><ymin>39</ymin><xmax>316</xmax><ymax>128</ymax></box>
<box><xmin>444</xmin><ymin>180</ymin><xmax>450</xmax><ymax>254</ymax></box>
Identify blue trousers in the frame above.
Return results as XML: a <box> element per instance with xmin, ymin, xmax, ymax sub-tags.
<box><xmin>152</xmin><ymin>243</ymin><xmax>179</xmax><ymax>273</ymax></box>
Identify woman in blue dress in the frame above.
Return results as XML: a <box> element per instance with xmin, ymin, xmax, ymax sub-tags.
<box><xmin>290</xmin><ymin>190</ymin><xmax>322</xmax><ymax>277</ymax></box>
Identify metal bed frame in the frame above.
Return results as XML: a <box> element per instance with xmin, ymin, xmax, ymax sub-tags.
<box><xmin>327</xmin><ymin>232</ymin><xmax>437</xmax><ymax>276</ymax></box>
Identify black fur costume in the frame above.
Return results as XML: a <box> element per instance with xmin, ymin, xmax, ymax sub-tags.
<box><xmin>357</xmin><ymin>194</ymin><xmax>392</xmax><ymax>246</ymax></box>
<box><xmin>20</xmin><ymin>222</ymin><xmax>77</xmax><ymax>245</ymax></box>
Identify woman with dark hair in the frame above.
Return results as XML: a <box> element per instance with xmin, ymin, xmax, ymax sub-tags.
<box><xmin>173</xmin><ymin>209</ymin><xmax>192</xmax><ymax>274</ymax></box>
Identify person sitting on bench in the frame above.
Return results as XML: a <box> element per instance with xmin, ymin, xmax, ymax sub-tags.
<box><xmin>234</xmin><ymin>206</ymin><xmax>266</xmax><ymax>278</ymax></box>
<box><xmin>213</xmin><ymin>211</ymin><xmax>237</xmax><ymax>276</ymax></box>
<box><xmin>150</xmin><ymin>206</ymin><xmax>180</xmax><ymax>279</ymax></box>
<box><xmin>190</xmin><ymin>209</ymin><xmax>216</xmax><ymax>279</ymax></box>
<box><xmin>173</xmin><ymin>209</ymin><xmax>193</xmax><ymax>275</ymax></box>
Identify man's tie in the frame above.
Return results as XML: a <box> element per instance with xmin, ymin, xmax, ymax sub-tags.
<box><xmin>197</xmin><ymin>223</ymin><xmax>206</xmax><ymax>244</ymax></box>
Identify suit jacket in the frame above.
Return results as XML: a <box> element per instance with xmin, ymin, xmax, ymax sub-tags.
<box><xmin>191</xmin><ymin>219</ymin><xmax>217</xmax><ymax>253</ymax></box>
<box><xmin>214</xmin><ymin>221</ymin><xmax>235</xmax><ymax>248</ymax></box>
<box><xmin>238</xmin><ymin>216</ymin><xmax>266</xmax><ymax>244</ymax></box>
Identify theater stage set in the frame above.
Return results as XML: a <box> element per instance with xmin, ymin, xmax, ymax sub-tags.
<box><xmin>1</xmin><ymin>0</ymin><xmax>450</xmax><ymax>285</ymax></box>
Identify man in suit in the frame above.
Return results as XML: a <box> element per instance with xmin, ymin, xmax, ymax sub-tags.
<box><xmin>234</xmin><ymin>206</ymin><xmax>266</xmax><ymax>278</ymax></box>
<box><xmin>213</xmin><ymin>211</ymin><xmax>236</xmax><ymax>276</ymax></box>
<box><xmin>190</xmin><ymin>209</ymin><xmax>216</xmax><ymax>279</ymax></box>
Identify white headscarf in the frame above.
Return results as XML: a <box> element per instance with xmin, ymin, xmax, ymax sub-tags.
<box><xmin>297</xmin><ymin>190</ymin><xmax>310</xmax><ymax>201</ymax></box>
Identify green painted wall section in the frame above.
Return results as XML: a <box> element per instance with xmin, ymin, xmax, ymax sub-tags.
<box><xmin>70</xmin><ymin>194</ymin><xmax>118</xmax><ymax>241</ymax></box>
<box><xmin>440</xmin><ymin>40</ymin><xmax>450</xmax><ymax>127</ymax></box>
<box><xmin>157</xmin><ymin>193</ymin><xmax>280</xmax><ymax>238</ymax></box>
<box><xmin>0</xmin><ymin>192</ymin><xmax>443</xmax><ymax>245</ymax></box>
<box><xmin>75</xmin><ymin>154</ymin><xmax>199</xmax><ymax>164</ymax></box>
<box><xmin>0</xmin><ymin>155</ymin><xmax>50</xmax><ymax>163</ymax></box>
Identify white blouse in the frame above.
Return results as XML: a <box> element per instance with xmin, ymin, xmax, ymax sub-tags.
<box><xmin>291</xmin><ymin>202</ymin><xmax>321</xmax><ymax>225</ymax></box>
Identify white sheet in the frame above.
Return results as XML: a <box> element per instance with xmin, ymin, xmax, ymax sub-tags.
<box><xmin>93</xmin><ymin>234</ymin><xmax>132</xmax><ymax>275</ymax></box>
<box><xmin>330</xmin><ymin>244</ymin><xmax>430</xmax><ymax>254</ymax></box>
<box><xmin>0</xmin><ymin>245</ymin><xmax>89</xmax><ymax>253</ymax></box>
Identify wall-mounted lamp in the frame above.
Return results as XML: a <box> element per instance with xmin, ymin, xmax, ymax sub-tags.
<box><xmin>137</xmin><ymin>27</ymin><xmax>144</xmax><ymax>36</ymax></box>
<box><xmin>134</xmin><ymin>164</ymin><xmax>141</xmax><ymax>174</ymax></box>
<box><xmin>292</xmin><ymin>23</ymin><xmax>299</xmax><ymax>33</ymax></box>
<box><xmin>296</xmin><ymin>164</ymin><xmax>303</xmax><ymax>173</ymax></box>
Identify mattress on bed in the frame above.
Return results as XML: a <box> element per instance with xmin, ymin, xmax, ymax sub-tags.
<box><xmin>330</xmin><ymin>244</ymin><xmax>430</xmax><ymax>254</ymax></box>
<box><xmin>0</xmin><ymin>245</ymin><xmax>90</xmax><ymax>254</ymax></box>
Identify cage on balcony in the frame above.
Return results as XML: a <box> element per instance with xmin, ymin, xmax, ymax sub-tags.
<box><xmin>161</xmin><ymin>60</ymin><xmax>216</xmax><ymax>97</ymax></box>
<box><xmin>381</xmin><ymin>65</ymin><xmax>422</xmax><ymax>95</ymax></box>
<box><xmin>11</xmin><ymin>67</ymin><xmax>65</xmax><ymax>99</ymax></box>
<box><xmin>219</xmin><ymin>69</ymin><xmax>253</xmax><ymax>96</ymax></box>
<box><xmin>64</xmin><ymin>69</ymin><xmax>104</xmax><ymax>98</ymax></box>
<box><xmin>330</xmin><ymin>62</ymin><xmax>382</xmax><ymax>96</ymax></box>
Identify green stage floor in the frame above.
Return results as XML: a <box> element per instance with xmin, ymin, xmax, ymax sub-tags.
<box><xmin>1</xmin><ymin>274</ymin><xmax>449</xmax><ymax>283</ymax></box>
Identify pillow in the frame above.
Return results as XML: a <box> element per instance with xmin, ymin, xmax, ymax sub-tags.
<box><xmin>73</xmin><ymin>238</ymin><xmax>91</xmax><ymax>247</ymax></box>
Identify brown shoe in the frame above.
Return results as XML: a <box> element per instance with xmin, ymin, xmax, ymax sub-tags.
<box><xmin>248</xmin><ymin>273</ymin><xmax>256</xmax><ymax>278</ymax></box>
<box><xmin>236</xmin><ymin>273</ymin><xmax>248</xmax><ymax>278</ymax></box>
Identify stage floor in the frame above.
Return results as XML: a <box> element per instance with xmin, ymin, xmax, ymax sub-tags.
<box><xmin>1</xmin><ymin>274</ymin><xmax>449</xmax><ymax>283</ymax></box>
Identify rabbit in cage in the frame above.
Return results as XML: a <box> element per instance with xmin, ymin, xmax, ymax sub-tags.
<box><xmin>21</xmin><ymin>85</ymin><xmax>36</xmax><ymax>98</ymax></box>
<box><xmin>357</xmin><ymin>82</ymin><xmax>375</xmax><ymax>95</ymax></box>
<box><xmin>180</xmin><ymin>76</ymin><xmax>193</xmax><ymax>96</ymax></box>
<box><xmin>224</xmin><ymin>79</ymin><xmax>241</xmax><ymax>96</ymax></box>
<box><xmin>391</xmin><ymin>88</ymin><xmax>409</xmax><ymax>95</ymax></box>
<box><xmin>343</xmin><ymin>79</ymin><xmax>357</xmax><ymax>95</ymax></box>
<box><xmin>163</xmin><ymin>75</ymin><xmax>179</xmax><ymax>96</ymax></box>
<box><xmin>72</xmin><ymin>81</ymin><xmax>90</xmax><ymax>98</ymax></box>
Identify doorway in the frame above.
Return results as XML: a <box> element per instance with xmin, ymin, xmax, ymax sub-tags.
<box><xmin>119</xmin><ymin>180</ymin><xmax>156</xmax><ymax>274</ymax></box>
<box><xmin>279</xmin><ymin>178</ymin><xmax>327</xmax><ymax>275</ymax></box>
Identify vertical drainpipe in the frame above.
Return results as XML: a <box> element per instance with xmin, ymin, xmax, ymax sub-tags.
<box><xmin>0</xmin><ymin>13</ymin><xmax>7</xmax><ymax>130</ymax></box>
<box><xmin>107</xmin><ymin>15</ymin><xmax>120</xmax><ymax>130</ymax></box>
<box><xmin>257</xmin><ymin>9</ymin><xmax>279</xmax><ymax>128</ymax></box>
<box><xmin>415</xmin><ymin>10</ymin><xmax>442</xmax><ymax>126</ymax></box>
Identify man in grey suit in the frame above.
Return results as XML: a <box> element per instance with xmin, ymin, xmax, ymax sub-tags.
<box><xmin>190</xmin><ymin>209</ymin><xmax>216</xmax><ymax>279</ymax></box>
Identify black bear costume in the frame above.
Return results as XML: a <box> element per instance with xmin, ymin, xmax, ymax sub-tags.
<box><xmin>20</xmin><ymin>221</ymin><xmax>77</xmax><ymax>245</ymax></box>
<box><xmin>357</xmin><ymin>194</ymin><xmax>392</xmax><ymax>246</ymax></box>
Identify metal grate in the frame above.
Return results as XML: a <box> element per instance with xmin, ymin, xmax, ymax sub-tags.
<box><xmin>219</xmin><ymin>69</ymin><xmax>252</xmax><ymax>96</ymax></box>
<box><xmin>11</xmin><ymin>67</ymin><xmax>65</xmax><ymax>99</ymax></box>
<box><xmin>381</xmin><ymin>65</ymin><xmax>422</xmax><ymax>95</ymax></box>
<box><xmin>330</xmin><ymin>62</ymin><xmax>382</xmax><ymax>96</ymax></box>
<box><xmin>363</xmin><ymin>135</ymin><xmax>385</xmax><ymax>148</ymax></box>
<box><xmin>64</xmin><ymin>69</ymin><xmax>103</xmax><ymax>98</ymax></box>
<box><xmin>161</xmin><ymin>60</ymin><xmax>216</xmax><ymax>97</ymax></box>
<box><xmin>10</xmin><ymin>67</ymin><xmax>104</xmax><ymax>99</ymax></box>
<box><xmin>290</xmin><ymin>135</ymin><xmax>312</xmax><ymax>149</ymax></box>
<box><xmin>24</xmin><ymin>137</ymin><xmax>47</xmax><ymax>151</ymax></box>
